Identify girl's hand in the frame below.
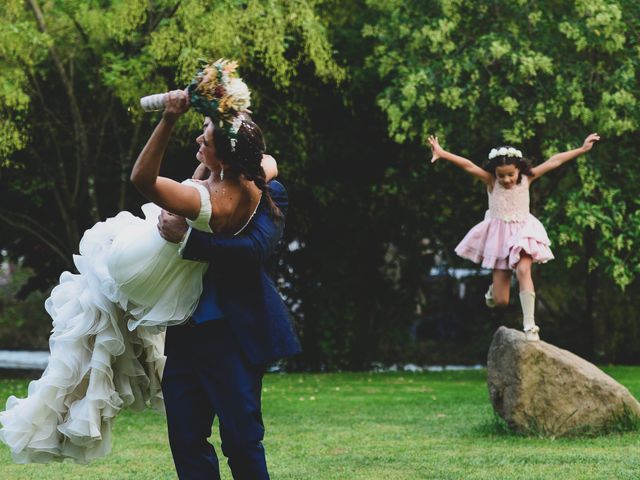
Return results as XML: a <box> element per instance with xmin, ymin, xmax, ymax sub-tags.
<box><xmin>427</xmin><ymin>135</ymin><xmax>444</xmax><ymax>163</ymax></box>
<box><xmin>163</xmin><ymin>88</ymin><xmax>190</xmax><ymax>120</ymax></box>
<box><xmin>582</xmin><ymin>133</ymin><xmax>600</xmax><ymax>152</ymax></box>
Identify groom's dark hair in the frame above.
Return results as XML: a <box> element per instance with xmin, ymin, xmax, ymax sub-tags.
<box><xmin>213</xmin><ymin>112</ymin><xmax>281</xmax><ymax>218</ymax></box>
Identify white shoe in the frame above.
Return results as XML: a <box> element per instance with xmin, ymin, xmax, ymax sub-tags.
<box><xmin>524</xmin><ymin>325</ymin><xmax>540</xmax><ymax>341</ymax></box>
<box><xmin>485</xmin><ymin>284</ymin><xmax>496</xmax><ymax>308</ymax></box>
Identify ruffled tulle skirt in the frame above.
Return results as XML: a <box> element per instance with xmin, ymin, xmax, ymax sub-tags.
<box><xmin>0</xmin><ymin>204</ymin><xmax>208</xmax><ymax>463</ymax></box>
<box><xmin>455</xmin><ymin>211</ymin><xmax>554</xmax><ymax>270</ymax></box>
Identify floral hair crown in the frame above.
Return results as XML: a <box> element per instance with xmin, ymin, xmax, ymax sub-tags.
<box><xmin>187</xmin><ymin>59</ymin><xmax>251</xmax><ymax>151</ymax></box>
<box><xmin>488</xmin><ymin>146</ymin><xmax>523</xmax><ymax>160</ymax></box>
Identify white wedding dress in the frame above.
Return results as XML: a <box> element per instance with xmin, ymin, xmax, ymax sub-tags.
<box><xmin>0</xmin><ymin>180</ymin><xmax>212</xmax><ymax>464</ymax></box>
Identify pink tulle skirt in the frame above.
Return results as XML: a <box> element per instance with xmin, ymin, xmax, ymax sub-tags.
<box><xmin>455</xmin><ymin>212</ymin><xmax>554</xmax><ymax>270</ymax></box>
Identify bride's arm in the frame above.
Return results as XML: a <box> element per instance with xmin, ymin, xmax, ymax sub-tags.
<box><xmin>192</xmin><ymin>163</ymin><xmax>211</xmax><ymax>180</ymax></box>
<box><xmin>262</xmin><ymin>155</ymin><xmax>278</xmax><ymax>182</ymax></box>
<box><xmin>131</xmin><ymin>89</ymin><xmax>201</xmax><ymax>220</ymax></box>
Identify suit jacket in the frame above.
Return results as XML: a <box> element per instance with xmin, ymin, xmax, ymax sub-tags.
<box><xmin>182</xmin><ymin>180</ymin><xmax>301</xmax><ymax>365</ymax></box>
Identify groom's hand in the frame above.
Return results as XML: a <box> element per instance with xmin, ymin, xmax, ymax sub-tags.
<box><xmin>157</xmin><ymin>209</ymin><xmax>188</xmax><ymax>243</ymax></box>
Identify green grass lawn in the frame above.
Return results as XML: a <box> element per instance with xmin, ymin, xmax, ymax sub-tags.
<box><xmin>1</xmin><ymin>367</ymin><xmax>639</xmax><ymax>479</ymax></box>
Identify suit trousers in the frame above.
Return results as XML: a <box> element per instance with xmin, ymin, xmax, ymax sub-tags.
<box><xmin>162</xmin><ymin>320</ymin><xmax>269</xmax><ymax>480</ymax></box>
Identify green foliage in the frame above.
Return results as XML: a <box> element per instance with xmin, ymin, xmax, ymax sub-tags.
<box><xmin>0</xmin><ymin>0</ymin><xmax>358</xmax><ymax>367</ymax></box>
<box><xmin>0</xmin><ymin>0</ymin><xmax>343</xmax><ymax>162</ymax></box>
<box><xmin>0</xmin><ymin>0</ymin><xmax>343</xmax><ymax>262</ymax></box>
<box><xmin>546</xmin><ymin>157</ymin><xmax>640</xmax><ymax>289</ymax></box>
<box><xmin>364</xmin><ymin>0</ymin><xmax>640</xmax><ymax>291</ymax></box>
<box><xmin>0</xmin><ymin>0</ymin><xmax>345</xmax><ymax>162</ymax></box>
<box><xmin>0</xmin><ymin>1</ymin><xmax>49</xmax><ymax>166</ymax></box>
<box><xmin>0</xmin><ymin>263</ymin><xmax>50</xmax><ymax>350</ymax></box>
<box><xmin>1</xmin><ymin>0</ymin><xmax>639</xmax><ymax>368</ymax></box>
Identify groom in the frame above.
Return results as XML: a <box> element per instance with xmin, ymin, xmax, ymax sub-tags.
<box><xmin>157</xmin><ymin>178</ymin><xmax>301</xmax><ymax>480</ymax></box>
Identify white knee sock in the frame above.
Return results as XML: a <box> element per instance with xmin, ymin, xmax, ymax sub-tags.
<box><xmin>519</xmin><ymin>291</ymin><xmax>537</xmax><ymax>331</ymax></box>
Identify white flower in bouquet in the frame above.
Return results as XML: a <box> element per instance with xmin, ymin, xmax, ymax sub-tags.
<box><xmin>226</xmin><ymin>78</ymin><xmax>251</xmax><ymax>111</ymax></box>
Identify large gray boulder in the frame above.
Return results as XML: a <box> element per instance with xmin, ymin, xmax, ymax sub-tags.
<box><xmin>487</xmin><ymin>326</ymin><xmax>640</xmax><ymax>437</ymax></box>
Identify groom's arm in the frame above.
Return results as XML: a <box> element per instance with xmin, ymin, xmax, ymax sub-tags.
<box><xmin>159</xmin><ymin>181</ymin><xmax>288</xmax><ymax>267</ymax></box>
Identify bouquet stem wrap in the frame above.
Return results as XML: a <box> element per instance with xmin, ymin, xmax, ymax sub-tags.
<box><xmin>139</xmin><ymin>93</ymin><xmax>167</xmax><ymax>112</ymax></box>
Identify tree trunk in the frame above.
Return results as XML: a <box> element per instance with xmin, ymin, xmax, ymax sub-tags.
<box><xmin>584</xmin><ymin>228</ymin><xmax>602</xmax><ymax>359</ymax></box>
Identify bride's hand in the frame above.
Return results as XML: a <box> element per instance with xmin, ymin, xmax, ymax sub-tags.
<box><xmin>163</xmin><ymin>89</ymin><xmax>190</xmax><ymax>120</ymax></box>
<box><xmin>261</xmin><ymin>155</ymin><xmax>278</xmax><ymax>182</ymax></box>
<box><xmin>157</xmin><ymin>210</ymin><xmax>188</xmax><ymax>243</ymax></box>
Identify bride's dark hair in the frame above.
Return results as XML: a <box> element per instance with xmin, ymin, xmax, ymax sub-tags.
<box><xmin>213</xmin><ymin>112</ymin><xmax>281</xmax><ymax>217</ymax></box>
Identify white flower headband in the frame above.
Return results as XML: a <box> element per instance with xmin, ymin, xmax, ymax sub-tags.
<box><xmin>229</xmin><ymin>116</ymin><xmax>244</xmax><ymax>151</ymax></box>
<box><xmin>488</xmin><ymin>146</ymin><xmax>523</xmax><ymax>160</ymax></box>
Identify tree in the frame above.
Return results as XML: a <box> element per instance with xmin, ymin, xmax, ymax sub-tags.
<box><xmin>363</xmin><ymin>0</ymin><xmax>640</xmax><ymax>359</ymax></box>
<box><xmin>0</xmin><ymin>0</ymin><xmax>343</xmax><ymax>278</ymax></box>
<box><xmin>3</xmin><ymin>0</ymin><xmax>639</xmax><ymax>366</ymax></box>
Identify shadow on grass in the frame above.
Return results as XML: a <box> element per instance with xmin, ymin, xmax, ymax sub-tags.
<box><xmin>473</xmin><ymin>405</ymin><xmax>640</xmax><ymax>439</ymax></box>
<box><xmin>472</xmin><ymin>412</ymin><xmax>518</xmax><ymax>438</ymax></box>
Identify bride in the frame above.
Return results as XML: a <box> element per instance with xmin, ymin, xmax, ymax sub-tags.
<box><xmin>0</xmin><ymin>60</ymin><xmax>278</xmax><ymax>463</ymax></box>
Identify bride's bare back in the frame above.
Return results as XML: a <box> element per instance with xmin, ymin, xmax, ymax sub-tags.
<box><xmin>204</xmin><ymin>178</ymin><xmax>263</xmax><ymax>235</ymax></box>
<box><xmin>191</xmin><ymin>153</ymin><xmax>277</xmax><ymax>235</ymax></box>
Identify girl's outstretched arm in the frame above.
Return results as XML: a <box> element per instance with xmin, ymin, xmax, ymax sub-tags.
<box><xmin>530</xmin><ymin>133</ymin><xmax>600</xmax><ymax>181</ymax></box>
<box><xmin>427</xmin><ymin>135</ymin><xmax>493</xmax><ymax>186</ymax></box>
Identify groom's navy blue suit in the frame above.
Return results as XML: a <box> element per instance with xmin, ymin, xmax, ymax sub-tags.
<box><xmin>161</xmin><ymin>180</ymin><xmax>301</xmax><ymax>480</ymax></box>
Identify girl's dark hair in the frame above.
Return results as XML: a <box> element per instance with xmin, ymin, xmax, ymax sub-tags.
<box><xmin>213</xmin><ymin>112</ymin><xmax>281</xmax><ymax>218</ymax></box>
<box><xmin>483</xmin><ymin>148</ymin><xmax>533</xmax><ymax>184</ymax></box>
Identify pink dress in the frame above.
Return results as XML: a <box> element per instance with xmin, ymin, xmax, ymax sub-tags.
<box><xmin>455</xmin><ymin>176</ymin><xmax>554</xmax><ymax>270</ymax></box>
